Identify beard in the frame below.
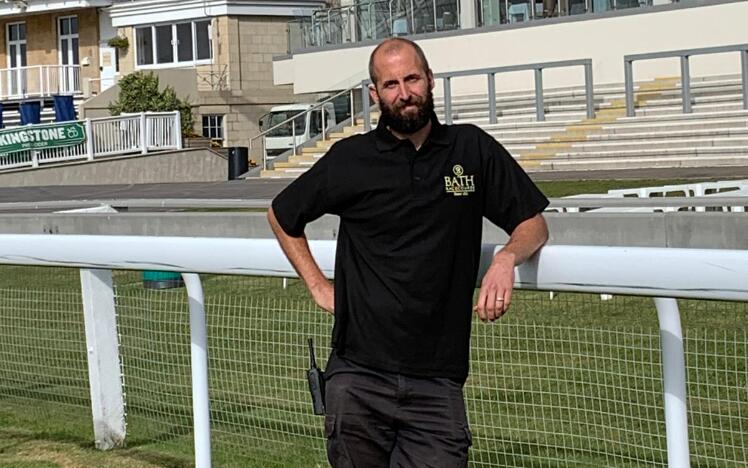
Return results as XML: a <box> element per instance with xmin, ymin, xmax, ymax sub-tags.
<box><xmin>378</xmin><ymin>88</ymin><xmax>434</xmax><ymax>134</ymax></box>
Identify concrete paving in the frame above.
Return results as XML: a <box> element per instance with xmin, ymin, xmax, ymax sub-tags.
<box><xmin>3</xmin><ymin>167</ymin><xmax>748</xmax><ymax>204</ymax></box>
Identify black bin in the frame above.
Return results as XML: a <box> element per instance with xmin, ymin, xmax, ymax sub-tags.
<box><xmin>228</xmin><ymin>146</ymin><xmax>249</xmax><ymax>180</ymax></box>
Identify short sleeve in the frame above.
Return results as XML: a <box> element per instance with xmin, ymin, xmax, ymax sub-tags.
<box><xmin>271</xmin><ymin>154</ymin><xmax>333</xmax><ymax>237</ymax></box>
<box><xmin>481</xmin><ymin>134</ymin><xmax>549</xmax><ymax>234</ymax></box>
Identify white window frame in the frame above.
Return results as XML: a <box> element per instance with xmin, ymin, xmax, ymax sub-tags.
<box><xmin>6</xmin><ymin>21</ymin><xmax>26</xmax><ymax>70</ymax></box>
<box><xmin>57</xmin><ymin>15</ymin><xmax>79</xmax><ymax>66</ymax></box>
<box><xmin>134</xmin><ymin>19</ymin><xmax>213</xmax><ymax>69</ymax></box>
<box><xmin>202</xmin><ymin>114</ymin><xmax>225</xmax><ymax>143</ymax></box>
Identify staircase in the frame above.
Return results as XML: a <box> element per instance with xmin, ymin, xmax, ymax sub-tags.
<box><xmin>1</xmin><ymin>95</ymin><xmax>86</xmax><ymax>128</ymax></box>
<box><xmin>259</xmin><ymin>74</ymin><xmax>748</xmax><ymax>178</ymax></box>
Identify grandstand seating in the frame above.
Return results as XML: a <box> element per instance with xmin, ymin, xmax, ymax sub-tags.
<box><xmin>260</xmin><ymin>73</ymin><xmax>748</xmax><ymax>178</ymax></box>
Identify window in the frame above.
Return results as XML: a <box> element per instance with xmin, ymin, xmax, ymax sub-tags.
<box><xmin>202</xmin><ymin>115</ymin><xmax>224</xmax><ymax>141</ymax></box>
<box><xmin>136</xmin><ymin>20</ymin><xmax>212</xmax><ymax>67</ymax></box>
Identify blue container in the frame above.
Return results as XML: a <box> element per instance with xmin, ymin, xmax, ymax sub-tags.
<box><xmin>142</xmin><ymin>271</ymin><xmax>184</xmax><ymax>289</ymax></box>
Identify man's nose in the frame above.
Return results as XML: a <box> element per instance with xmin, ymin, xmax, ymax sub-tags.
<box><xmin>397</xmin><ymin>82</ymin><xmax>411</xmax><ymax>100</ymax></box>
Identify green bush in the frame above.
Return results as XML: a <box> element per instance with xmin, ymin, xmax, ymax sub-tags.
<box><xmin>108</xmin><ymin>71</ymin><xmax>195</xmax><ymax>136</ymax></box>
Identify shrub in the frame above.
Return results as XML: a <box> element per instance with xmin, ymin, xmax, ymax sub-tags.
<box><xmin>108</xmin><ymin>71</ymin><xmax>195</xmax><ymax>136</ymax></box>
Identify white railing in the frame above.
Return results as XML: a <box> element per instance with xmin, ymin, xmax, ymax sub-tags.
<box><xmin>0</xmin><ymin>111</ymin><xmax>183</xmax><ymax>171</ymax></box>
<box><xmin>0</xmin><ymin>65</ymin><xmax>82</xmax><ymax>99</ymax></box>
<box><xmin>0</xmin><ymin>235</ymin><xmax>746</xmax><ymax>467</ymax></box>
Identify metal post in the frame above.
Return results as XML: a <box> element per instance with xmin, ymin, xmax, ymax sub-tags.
<box><xmin>38</xmin><ymin>66</ymin><xmax>44</xmax><ymax>96</ymax></box>
<box><xmin>653</xmin><ymin>297</ymin><xmax>691</xmax><ymax>468</ymax></box>
<box><xmin>350</xmin><ymin>88</ymin><xmax>356</xmax><ymax>126</ymax></box>
<box><xmin>31</xmin><ymin>151</ymin><xmax>39</xmax><ymax>167</ymax></box>
<box><xmin>680</xmin><ymin>56</ymin><xmax>692</xmax><ymax>114</ymax></box>
<box><xmin>80</xmin><ymin>268</ymin><xmax>126</xmax><ymax>450</ymax></box>
<box><xmin>182</xmin><ymin>273</ymin><xmax>212</xmax><ymax>468</ymax></box>
<box><xmin>139</xmin><ymin>113</ymin><xmax>148</xmax><ymax>154</ymax></box>
<box><xmin>625</xmin><ymin>59</ymin><xmax>635</xmax><ymax>117</ymax></box>
<box><xmin>534</xmin><ymin>68</ymin><xmax>545</xmax><ymax>122</ymax></box>
<box><xmin>362</xmin><ymin>80</ymin><xmax>372</xmax><ymax>131</ymax></box>
<box><xmin>292</xmin><ymin>117</ymin><xmax>297</xmax><ymax>155</ymax></box>
<box><xmin>262</xmin><ymin>136</ymin><xmax>268</xmax><ymax>171</ymax></box>
<box><xmin>443</xmin><ymin>77</ymin><xmax>452</xmax><ymax>125</ymax></box>
<box><xmin>487</xmin><ymin>73</ymin><xmax>497</xmax><ymax>124</ymax></box>
<box><xmin>322</xmin><ymin>106</ymin><xmax>327</xmax><ymax>141</ymax></box>
<box><xmin>85</xmin><ymin>118</ymin><xmax>95</xmax><ymax>160</ymax></box>
<box><xmin>741</xmin><ymin>49</ymin><xmax>748</xmax><ymax>110</ymax></box>
<box><xmin>584</xmin><ymin>62</ymin><xmax>595</xmax><ymax>119</ymax></box>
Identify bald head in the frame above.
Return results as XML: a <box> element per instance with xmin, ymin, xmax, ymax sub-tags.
<box><xmin>368</xmin><ymin>38</ymin><xmax>431</xmax><ymax>87</ymax></box>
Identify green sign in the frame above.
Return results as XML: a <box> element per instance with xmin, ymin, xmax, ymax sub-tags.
<box><xmin>0</xmin><ymin>122</ymin><xmax>86</xmax><ymax>156</ymax></box>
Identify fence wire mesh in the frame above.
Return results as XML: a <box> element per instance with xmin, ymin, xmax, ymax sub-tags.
<box><xmin>0</xmin><ymin>267</ymin><xmax>746</xmax><ymax>467</ymax></box>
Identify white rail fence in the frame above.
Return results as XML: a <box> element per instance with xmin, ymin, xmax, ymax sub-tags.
<box><xmin>0</xmin><ymin>111</ymin><xmax>182</xmax><ymax>171</ymax></box>
<box><xmin>0</xmin><ymin>235</ymin><xmax>747</xmax><ymax>467</ymax></box>
<box><xmin>0</xmin><ymin>65</ymin><xmax>82</xmax><ymax>99</ymax></box>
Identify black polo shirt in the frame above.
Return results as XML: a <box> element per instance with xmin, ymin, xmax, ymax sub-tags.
<box><xmin>271</xmin><ymin>115</ymin><xmax>548</xmax><ymax>381</ymax></box>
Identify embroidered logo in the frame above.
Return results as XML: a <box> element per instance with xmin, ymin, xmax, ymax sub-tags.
<box><xmin>444</xmin><ymin>164</ymin><xmax>475</xmax><ymax>197</ymax></box>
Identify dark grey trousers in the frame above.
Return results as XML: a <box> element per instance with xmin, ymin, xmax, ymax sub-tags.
<box><xmin>324</xmin><ymin>353</ymin><xmax>472</xmax><ymax>468</ymax></box>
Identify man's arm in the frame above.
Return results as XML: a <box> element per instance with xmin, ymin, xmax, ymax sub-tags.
<box><xmin>267</xmin><ymin>206</ymin><xmax>334</xmax><ymax>313</ymax></box>
<box><xmin>475</xmin><ymin>213</ymin><xmax>548</xmax><ymax>322</ymax></box>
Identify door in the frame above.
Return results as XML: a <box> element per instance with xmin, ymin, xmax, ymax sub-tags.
<box><xmin>98</xmin><ymin>10</ymin><xmax>117</xmax><ymax>92</ymax></box>
<box><xmin>6</xmin><ymin>22</ymin><xmax>27</xmax><ymax>97</ymax></box>
<box><xmin>58</xmin><ymin>16</ymin><xmax>80</xmax><ymax>93</ymax></box>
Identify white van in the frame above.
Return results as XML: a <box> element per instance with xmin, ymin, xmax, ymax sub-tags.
<box><xmin>259</xmin><ymin>103</ymin><xmax>336</xmax><ymax>159</ymax></box>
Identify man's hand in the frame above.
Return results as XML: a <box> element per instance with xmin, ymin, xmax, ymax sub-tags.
<box><xmin>311</xmin><ymin>281</ymin><xmax>335</xmax><ymax>314</ymax></box>
<box><xmin>474</xmin><ymin>214</ymin><xmax>549</xmax><ymax>322</ymax></box>
<box><xmin>475</xmin><ymin>251</ymin><xmax>515</xmax><ymax>321</ymax></box>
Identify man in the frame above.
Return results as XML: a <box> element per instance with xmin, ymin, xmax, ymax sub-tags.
<box><xmin>268</xmin><ymin>38</ymin><xmax>549</xmax><ymax>467</ymax></box>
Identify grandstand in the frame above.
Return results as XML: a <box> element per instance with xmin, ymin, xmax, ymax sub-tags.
<box><xmin>260</xmin><ymin>0</ymin><xmax>748</xmax><ymax>178</ymax></box>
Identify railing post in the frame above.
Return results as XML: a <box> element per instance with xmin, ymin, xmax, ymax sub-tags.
<box><xmin>680</xmin><ymin>56</ymin><xmax>692</xmax><ymax>114</ymax></box>
<box><xmin>740</xmin><ymin>49</ymin><xmax>748</xmax><ymax>111</ymax></box>
<box><xmin>182</xmin><ymin>273</ymin><xmax>212</xmax><ymax>468</ymax></box>
<box><xmin>362</xmin><ymin>80</ymin><xmax>371</xmax><ymax>131</ymax></box>
<box><xmin>534</xmin><ymin>68</ymin><xmax>545</xmax><ymax>122</ymax></box>
<box><xmin>584</xmin><ymin>61</ymin><xmax>595</xmax><ymax>119</ymax></box>
<box><xmin>653</xmin><ymin>297</ymin><xmax>691</xmax><ymax>468</ymax></box>
<box><xmin>350</xmin><ymin>88</ymin><xmax>356</xmax><ymax>126</ymax></box>
<box><xmin>443</xmin><ymin>77</ymin><xmax>452</xmax><ymax>125</ymax></box>
<box><xmin>262</xmin><ymin>136</ymin><xmax>268</xmax><ymax>171</ymax></box>
<box><xmin>487</xmin><ymin>73</ymin><xmax>497</xmax><ymax>124</ymax></box>
<box><xmin>85</xmin><ymin>118</ymin><xmax>94</xmax><ymax>160</ymax></box>
<box><xmin>292</xmin><ymin>117</ymin><xmax>297</xmax><ymax>155</ymax></box>
<box><xmin>38</xmin><ymin>66</ymin><xmax>44</xmax><ymax>96</ymax></box>
<box><xmin>80</xmin><ymin>268</ymin><xmax>126</xmax><ymax>450</ymax></box>
<box><xmin>322</xmin><ymin>106</ymin><xmax>327</xmax><ymax>141</ymax></box>
<box><xmin>174</xmin><ymin>110</ymin><xmax>183</xmax><ymax>150</ymax></box>
<box><xmin>31</xmin><ymin>151</ymin><xmax>39</xmax><ymax>167</ymax></box>
<box><xmin>140</xmin><ymin>113</ymin><xmax>148</xmax><ymax>154</ymax></box>
<box><xmin>625</xmin><ymin>59</ymin><xmax>635</xmax><ymax>117</ymax></box>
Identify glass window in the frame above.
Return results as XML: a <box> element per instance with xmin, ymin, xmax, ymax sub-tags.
<box><xmin>266</xmin><ymin>111</ymin><xmax>306</xmax><ymax>137</ymax></box>
<box><xmin>60</xmin><ymin>17</ymin><xmax>69</xmax><ymax>35</ymax></box>
<box><xmin>155</xmin><ymin>25</ymin><xmax>173</xmax><ymax>64</ymax></box>
<box><xmin>202</xmin><ymin>115</ymin><xmax>224</xmax><ymax>140</ymax></box>
<box><xmin>70</xmin><ymin>16</ymin><xmax>78</xmax><ymax>34</ymax></box>
<box><xmin>136</xmin><ymin>20</ymin><xmax>212</xmax><ymax>67</ymax></box>
<box><xmin>136</xmin><ymin>27</ymin><xmax>153</xmax><ymax>65</ymax></box>
<box><xmin>195</xmin><ymin>20</ymin><xmax>211</xmax><ymax>60</ymax></box>
<box><xmin>177</xmin><ymin>23</ymin><xmax>193</xmax><ymax>62</ymax></box>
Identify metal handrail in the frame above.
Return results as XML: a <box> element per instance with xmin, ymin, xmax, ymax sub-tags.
<box><xmin>624</xmin><ymin>43</ymin><xmax>748</xmax><ymax>117</ymax></box>
<box><xmin>361</xmin><ymin>58</ymin><xmax>594</xmax><ymax>130</ymax></box>
<box><xmin>249</xmin><ymin>84</ymin><xmax>361</xmax><ymax>171</ymax></box>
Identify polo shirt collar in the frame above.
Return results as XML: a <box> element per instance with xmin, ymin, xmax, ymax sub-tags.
<box><xmin>374</xmin><ymin>111</ymin><xmax>450</xmax><ymax>152</ymax></box>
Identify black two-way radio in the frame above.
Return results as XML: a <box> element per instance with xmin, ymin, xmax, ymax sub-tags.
<box><xmin>307</xmin><ymin>338</ymin><xmax>326</xmax><ymax>415</ymax></box>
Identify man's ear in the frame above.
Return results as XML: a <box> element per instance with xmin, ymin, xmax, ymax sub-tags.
<box><xmin>368</xmin><ymin>83</ymin><xmax>380</xmax><ymax>104</ymax></box>
<box><xmin>427</xmin><ymin>70</ymin><xmax>435</xmax><ymax>90</ymax></box>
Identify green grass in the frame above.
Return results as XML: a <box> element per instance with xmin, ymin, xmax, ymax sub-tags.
<box><xmin>0</xmin><ymin>268</ymin><xmax>746</xmax><ymax>467</ymax></box>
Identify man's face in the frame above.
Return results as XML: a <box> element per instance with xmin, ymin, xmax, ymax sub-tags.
<box><xmin>370</xmin><ymin>46</ymin><xmax>434</xmax><ymax>134</ymax></box>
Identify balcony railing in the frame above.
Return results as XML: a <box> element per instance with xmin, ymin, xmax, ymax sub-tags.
<box><xmin>0</xmin><ymin>65</ymin><xmax>82</xmax><ymax>100</ymax></box>
<box><xmin>288</xmin><ymin>0</ymin><xmax>460</xmax><ymax>51</ymax></box>
<box><xmin>287</xmin><ymin>0</ymin><xmax>679</xmax><ymax>52</ymax></box>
